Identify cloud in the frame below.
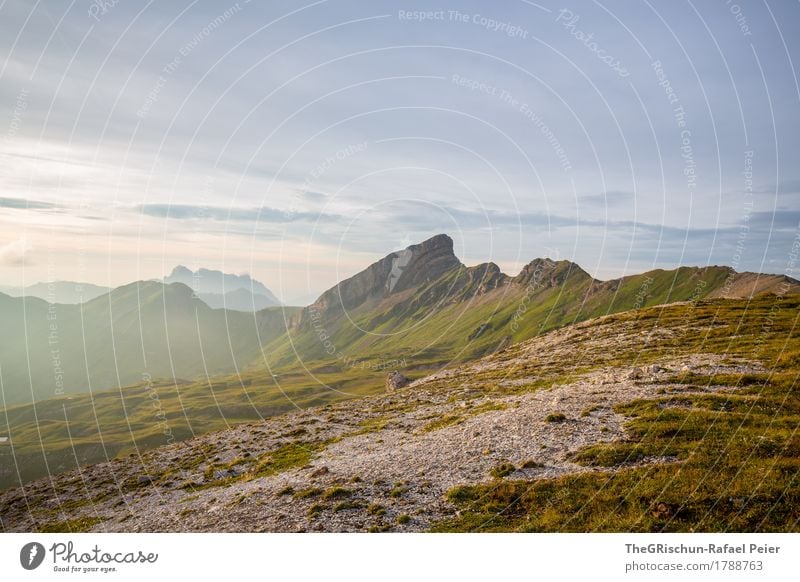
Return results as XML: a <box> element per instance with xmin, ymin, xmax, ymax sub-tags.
<box><xmin>135</xmin><ymin>204</ymin><xmax>344</xmax><ymax>223</ymax></box>
<box><xmin>748</xmin><ymin>210</ymin><xmax>800</xmax><ymax>229</ymax></box>
<box><xmin>577</xmin><ymin>190</ymin><xmax>636</xmax><ymax>206</ymax></box>
<box><xmin>299</xmin><ymin>190</ymin><xmax>330</xmax><ymax>202</ymax></box>
<box><xmin>0</xmin><ymin>238</ymin><xmax>33</xmax><ymax>266</ymax></box>
<box><xmin>753</xmin><ymin>180</ymin><xmax>800</xmax><ymax>195</ymax></box>
<box><xmin>0</xmin><ymin>197</ymin><xmax>61</xmax><ymax>210</ymax></box>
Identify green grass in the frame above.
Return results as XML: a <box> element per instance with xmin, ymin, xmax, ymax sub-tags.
<box><xmin>490</xmin><ymin>462</ymin><xmax>516</xmax><ymax>479</ymax></box>
<box><xmin>293</xmin><ymin>487</ymin><xmax>322</xmax><ymax>499</ymax></box>
<box><xmin>321</xmin><ymin>486</ymin><xmax>352</xmax><ymax>500</ymax></box>
<box><xmin>434</xmin><ymin>328</ymin><xmax>800</xmax><ymax>533</ymax></box>
<box><xmin>37</xmin><ymin>516</ymin><xmax>104</xmax><ymax>533</ymax></box>
<box><xmin>420</xmin><ymin>414</ymin><xmax>464</xmax><ymax>433</ymax></box>
<box><xmin>2</xmin><ymin>265</ymin><xmax>784</xmax><ymax>491</ymax></box>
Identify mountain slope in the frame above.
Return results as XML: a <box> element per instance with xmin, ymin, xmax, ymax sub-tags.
<box><xmin>1</xmin><ymin>281</ymin><xmax>110</xmax><ymax>304</ymax></box>
<box><xmin>0</xmin><ymin>282</ymin><xmax>294</xmax><ymax>406</ymax></box>
<box><xmin>2</xmin><ymin>293</ymin><xmax>797</xmax><ymax>532</ymax></box>
<box><xmin>262</xmin><ymin>234</ymin><xmax>799</xmax><ymax>374</ymax></box>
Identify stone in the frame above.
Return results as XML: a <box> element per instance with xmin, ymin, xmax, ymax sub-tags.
<box><xmin>627</xmin><ymin>367</ymin><xmax>643</xmax><ymax>380</ymax></box>
<box><xmin>310</xmin><ymin>466</ymin><xmax>330</xmax><ymax>478</ymax></box>
<box><xmin>386</xmin><ymin>371</ymin><xmax>410</xmax><ymax>392</ymax></box>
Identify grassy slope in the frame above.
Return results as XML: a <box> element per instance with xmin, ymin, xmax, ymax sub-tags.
<box><xmin>432</xmin><ymin>293</ymin><xmax>800</xmax><ymax>532</ymax></box>
<box><xmin>0</xmin><ymin>265</ymin><xmax>788</xmax><ymax>490</ymax></box>
<box><xmin>0</xmin><ymin>282</ymin><xmax>295</xmax><ymax>405</ymax></box>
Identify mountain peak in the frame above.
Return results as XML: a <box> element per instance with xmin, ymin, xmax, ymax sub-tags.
<box><xmin>170</xmin><ymin>265</ymin><xmax>193</xmax><ymax>276</ymax></box>
<box><xmin>303</xmin><ymin>234</ymin><xmax>462</xmax><ymax>323</ymax></box>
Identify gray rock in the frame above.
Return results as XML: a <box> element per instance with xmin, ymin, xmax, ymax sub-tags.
<box><xmin>627</xmin><ymin>367</ymin><xmax>643</xmax><ymax>380</ymax></box>
<box><xmin>386</xmin><ymin>371</ymin><xmax>410</xmax><ymax>392</ymax></box>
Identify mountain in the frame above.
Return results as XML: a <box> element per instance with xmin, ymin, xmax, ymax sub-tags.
<box><xmin>1</xmin><ymin>281</ymin><xmax>110</xmax><ymax>304</ymax></box>
<box><xmin>266</xmin><ymin>234</ymin><xmax>799</xmax><ymax>371</ymax></box>
<box><xmin>196</xmin><ymin>288</ymin><xmax>281</xmax><ymax>311</ymax></box>
<box><xmin>165</xmin><ymin>265</ymin><xmax>281</xmax><ymax>311</ymax></box>
<box><xmin>0</xmin><ymin>234</ymin><xmax>798</xmax><ymax>492</ymax></box>
<box><xmin>0</xmin><ymin>282</ymin><xmax>294</xmax><ymax>406</ymax></box>
<box><xmin>2</xmin><ymin>293</ymin><xmax>798</xmax><ymax>531</ymax></box>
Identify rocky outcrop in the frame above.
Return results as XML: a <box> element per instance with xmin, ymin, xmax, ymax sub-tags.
<box><xmin>513</xmin><ymin>258</ymin><xmax>591</xmax><ymax>288</ymax></box>
<box><xmin>385</xmin><ymin>371</ymin><xmax>410</xmax><ymax>392</ymax></box>
<box><xmin>298</xmin><ymin>234</ymin><xmax>462</xmax><ymax>327</ymax></box>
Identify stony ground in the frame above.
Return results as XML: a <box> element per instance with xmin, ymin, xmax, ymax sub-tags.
<box><xmin>0</xmin><ymin>310</ymin><xmax>764</xmax><ymax>532</ymax></box>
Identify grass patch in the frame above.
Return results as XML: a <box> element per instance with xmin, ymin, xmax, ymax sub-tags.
<box><xmin>38</xmin><ymin>516</ymin><xmax>103</xmax><ymax>533</ymax></box>
<box><xmin>420</xmin><ymin>414</ymin><xmax>464</xmax><ymax>433</ymax></box>
<box><xmin>490</xmin><ymin>462</ymin><xmax>516</xmax><ymax>479</ymax></box>
<box><xmin>293</xmin><ymin>487</ymin><xmax>322</xmax><ymax>499</ymax></box>
<box><xmin>435</xmin><ymin>368</ymin><xmax>800</xmax><ymax>532</ymax></box>
<box><xmin>322</xmin><ymin>486</ymin><xmax>352</xmax><ymax>500</ymax></box>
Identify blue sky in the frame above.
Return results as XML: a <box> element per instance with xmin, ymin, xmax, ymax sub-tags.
<box><xmin>1</xmin><ymin>0</ymin><xmax>798</xmax><ymax>303</ymax></box>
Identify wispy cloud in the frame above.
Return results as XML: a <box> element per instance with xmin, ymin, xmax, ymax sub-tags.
<box><xmin>0</xmin><ymin>197</ymin><xmax>61</xmax><ymax>210</ymax></box>
<box><xmin>136</xmin><ymin>204</ymin><xmax>343</xmax><ymax>223</ymax></box>
<box><xmin>0</xmin><ymin>238</ymin><xmax>33</xmax><ymax>266</ymax></box>
<box><xmin>577</xmin><ymin>190</ymin><xmax>636</xmax><ymax>206</ymax></box>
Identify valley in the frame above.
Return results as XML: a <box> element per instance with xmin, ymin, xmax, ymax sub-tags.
<box><xmin>1</xmin><ymin>293</ymin><xmax>797</xmax><ymax>532</ymax></box>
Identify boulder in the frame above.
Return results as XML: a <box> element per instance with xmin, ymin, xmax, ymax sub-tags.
<box><xmin>386</xmin><ymin>371</ymin><xmax>410</xmax><ymax>392</ymax></box>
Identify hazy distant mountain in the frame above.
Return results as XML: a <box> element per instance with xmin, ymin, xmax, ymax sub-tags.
<box><xmin>1</xmin><ymin>281</ymin><xmax>110</xmax><ymax>304</ymax></box>
<box><xmin>165</xmin><ymin>266</ymin><xmax>281</xmax><ymax>311</ymax></box>
<box><xmin>0</xmin><ymin>282</ymin><xmax>293</xmax><ymax>406</ymax></box>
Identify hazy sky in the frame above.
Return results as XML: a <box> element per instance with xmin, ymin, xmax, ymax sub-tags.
<box><xmin>1</xmin><ymin>0</ymin><xmax>799</xmax><ymax>304</ymax></box>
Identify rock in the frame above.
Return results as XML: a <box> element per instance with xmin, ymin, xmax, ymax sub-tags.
<box><xmin>310</xmin><ymin>466</ymin><xmax>330</xmax><ymax>478</ymax></box>
<box><xmin>627</xmin><ymin>367</ymin><xmax>643</xmax><ymax>380</ymax></box>
<box><xmin>386</xmin><ymin>371</ymin><xmax>410</xmax><ymax>392</ymax></box>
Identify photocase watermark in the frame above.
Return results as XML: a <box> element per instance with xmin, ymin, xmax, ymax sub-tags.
<box><xmin>287</xmin><ymin>141</ymin><xmax>369</xmax><ymax>219</ymax></box>
<box><xmin>87</xmin><ymin>0</ymin><xmax>120</xmax><ymax>22</ymax></box>
<box><xmin>452</xmin><ymin>74</ymin><xmax>572</xmax><ymax>171</ymax></box>
<box><xmin>187</xmin><ymin>174</ymin><xmax>215</xmax><ymax>300</ymax></box>
<box><xmin>20</xmin><ymin>542</ymin><xmax>46</xmax><ymax>570</ymax></box>
<box><xmin>342</xmin><ymin>357</ymin><xmax>408</xmax><ymax>371</ymax></box>
<box><xmin>137</xmin><ymin>2</ymin><xmax>248</xmax><ymax>119</ymax></box>
<box><xmin>720</xmin><ymin>149</ymin><xmax>755</xmax><ymax>297</ymax></box>
<box><xmin>652</xmin><ymin>60</ymin><xmax>697</xmax><ymax>192</ymax></box>
<box><xmin>509</xmin><ymin>259</ymin><xmax>556</xmax><ymax>333</ymax></box>
<box><xmin>4</xmin><ymin>87</ymin><xmax>29</xmax><ymax>143</ymax></box>
<box><xmin>724</xmin><ymin>0</ymin><xmax>752</xmax><ymax>37</ymax></box>
<box><xmin>44</xmin><ymin>254</ymin><xmax>65</xmax><ymax>397</ymax></box>
<box><xmin>555</xmin><ymin>9</ymin><xmax>629</xmax><ymax>78</ymax></box>
<box><xmin>21</xmin><ymin>540</ymin><xmax>159</xmax><ymax>573</ymax></box>
<box><xmin>397</xmin><ymin>9</ymin><xmax>529</xmax><ymax>39</ymax></box>
<box><xmin>142</xmin><ymin>373</ymin><xmax>174</xmax><ymax>445</ymax></box>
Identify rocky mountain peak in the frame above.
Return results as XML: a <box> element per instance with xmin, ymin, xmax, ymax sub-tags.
<box><xmin>302</xmin><ymin>234</ymin><xmax>462</xmax><ymax>323</ymax></box>
<box><xmin>514</xmin><ymin>258</ymin><xmax>591</xmax><ymax>288</ymax></box>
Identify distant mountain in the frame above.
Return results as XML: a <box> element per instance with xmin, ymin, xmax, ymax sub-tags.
<box><xmin>1</xmin><ymin>281</ymin><xmax>110</xmax><ymax>304</ymax></box>
<box><xmin>0</xmin><ymin>282</ymin><xmax>294</xmax><ymax>406</ymax></box>
<box><xmin>165</xmin><ymin>266</ymin><xmax>281</xmax><ymax>311</ymax></box>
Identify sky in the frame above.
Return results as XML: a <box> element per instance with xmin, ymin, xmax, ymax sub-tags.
<box><xmin>1</xmin><ymin>0</ymin><xmax>799</xmax><ymax>304</ymax></box>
